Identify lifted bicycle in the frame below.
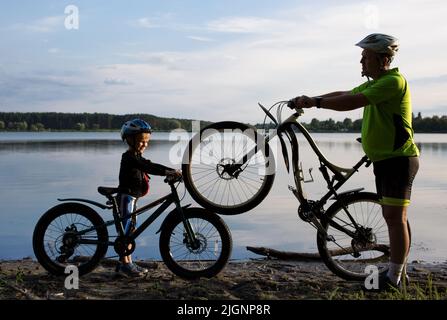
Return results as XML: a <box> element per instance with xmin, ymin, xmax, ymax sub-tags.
<box><xmin>33</xmin><ymin>175</ymin><xmax>232</xmax><ymax>279</ymax></box>
<box><xmin>182</xmin><ymin>101</ymin><xmax>410</xmax><ymax>281</ymax></box>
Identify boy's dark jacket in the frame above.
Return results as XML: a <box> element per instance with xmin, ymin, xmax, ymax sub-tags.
<box><xmin>118</xmin><ymin>150</ymin><xmax>173</xmax><ymax>197</ymax></box>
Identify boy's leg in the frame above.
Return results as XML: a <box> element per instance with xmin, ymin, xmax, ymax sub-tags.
<box><xmin>119</xmin><ymin>194</ymin><xmax>137</xmax><ymax>264</ymax></box>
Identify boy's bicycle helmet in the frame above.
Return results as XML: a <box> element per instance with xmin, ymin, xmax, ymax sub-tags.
<box><xmin>121</xmin><ymin>119</ymin><xmax>152</xmax><ymax>141</ymax></box>
<box><xmin>355</xmin><ymin>33</ymin><xmax>399</xmax><ymax>56</ymax></box>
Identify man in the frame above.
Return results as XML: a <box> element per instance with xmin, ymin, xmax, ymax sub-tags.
<box><xmin>290</xmin><ymin>33</ymin><xmax>419</xmax><ymax>290</ymax></box>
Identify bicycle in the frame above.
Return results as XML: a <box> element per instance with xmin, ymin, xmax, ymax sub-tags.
<box><xmin>32</xmin><ymin>175</ymin><xmax>232</xmax><ymax>279</ymax></box>
<box><xmin>181</xmin><ymin>101</ymin><xmax>410</xmax><ymax>281</ymax></box>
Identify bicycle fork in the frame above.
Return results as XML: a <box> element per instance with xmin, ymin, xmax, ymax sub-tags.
<box><xmin>171</xmin><ymin>186</ymin><xmax>200</xmax><ymax>250</ymax></box>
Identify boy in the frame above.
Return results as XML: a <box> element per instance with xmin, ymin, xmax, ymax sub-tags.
<box><xmin>118</xmin><ymin>118</ymin><xmax>181</xmax><ymax>277</ymax></box>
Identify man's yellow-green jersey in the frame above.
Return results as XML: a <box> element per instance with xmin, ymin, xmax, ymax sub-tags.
<box><xmin>351</xmin><ymin>68</ymin><xmax>419</xmax><ymax>162</ymax></box>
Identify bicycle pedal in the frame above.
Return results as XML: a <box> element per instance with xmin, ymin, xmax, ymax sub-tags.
<box><xmin>288</xmin><ymin>185</ymin><xmax>296</xmax><ymax>192</ymax></box>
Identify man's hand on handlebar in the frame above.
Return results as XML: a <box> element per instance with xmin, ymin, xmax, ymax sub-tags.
<box><xmin>288</xmin><ymin>95</ymin><xmax>315</xmax><ymax>109</ymax></box>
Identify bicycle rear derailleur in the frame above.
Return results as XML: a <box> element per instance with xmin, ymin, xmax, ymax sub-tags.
<box><xmin>56</xmin><ymin>225</ymin><xmax>79</xmax><ymax>263</ymax></box>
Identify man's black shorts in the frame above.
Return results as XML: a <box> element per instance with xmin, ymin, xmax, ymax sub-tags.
<box><xmin>373</xmin><ymin>156</ymin><xmax>419</xmax><ymax>207</ymax></box>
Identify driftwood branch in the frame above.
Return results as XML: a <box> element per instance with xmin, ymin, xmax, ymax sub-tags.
<box><xmin>247</xmin><ymin>247</ymin><xmax>321</xmax><ymax>261</ymax></box>
<box><xmin>247</xmin><ymin>244</ymin><xmax>389</xmax><ymax>263</ymax></box>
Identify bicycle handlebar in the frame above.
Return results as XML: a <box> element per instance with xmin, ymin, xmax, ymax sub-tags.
<box><xmin>164</xmin><ymin>174</ymin><xmax>183</xmax><ymax>184</ymax></box>
<box><xmin>259</xmin><ymin>101</ymin><xmax>304</xmax><ymax>129</ymax></box>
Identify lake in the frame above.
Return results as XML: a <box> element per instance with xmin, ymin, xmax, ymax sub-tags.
<box><xmin>0</xmin><ymin>131</ymin><xmax>446</xmax><ymax>263</ymax></box>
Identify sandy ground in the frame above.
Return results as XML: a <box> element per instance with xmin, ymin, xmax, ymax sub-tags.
<box><xmin>1</xmin><ymin>257</ymin><xmax>446</xmax><ymax>300</ymax></box>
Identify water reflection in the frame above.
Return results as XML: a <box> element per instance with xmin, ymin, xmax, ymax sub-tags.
<box><xmin>417</xmin><ymin>142</ymin><xmax>447</xmax><ymax>154</ymax></box>
<box><xmin>0</xmin><ymin>133</ymin><xmax>446</xmax><ymax>263</ymax></box>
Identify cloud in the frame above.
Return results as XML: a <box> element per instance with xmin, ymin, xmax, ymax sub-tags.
<box><xmin>48</xmin><ymin>48</ymin><xmax>61</xmax><ymax>54</ymax></box>
<box><xmin>136</xmin><ymin>17</ymin><xmax>158</xmax><ymax>29</ymax></box>
<box><xmin>132</xmin><ymin>13</ymin><xmax>178</xmax><ymax>30</ymax></box>
<box><xmin>187</xmin><ymin>35</ymin><xmax>215</xmax><ymax>42</ymax></box>
<box><xmin>10</xmin><ymin>16</ymin><xmax>64</xmax><ymax>33</ymax></box>
<box><xmin>104</xmin><ymin>78</ymin><xmax>133</xmax><ymax>86</ymax></box>
<box><xmin>0</xmin><ymin>70</ymin><xmax>95</xmax><ymax>111</ymax></box>
<box><xmin>409</xmin><ymin>75</ymin><xmax>447</xmax><ymax>86</ymax></box>
<box><xmin>207</xmin><ymin>16</ymin><xmax>295</xmax><ymax>34</ymax></box>
<box><xmin>2</xmin><ymin>1</ymin><xmax>446</xmax><ymax>121</ymax></box>
<box><xmin>116</xmin><ymin>52</ymin><xmax>187</xmax><ymax>68</ymax></box>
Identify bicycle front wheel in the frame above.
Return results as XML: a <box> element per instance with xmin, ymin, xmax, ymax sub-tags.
<box><xmin>159</xmin><ymin>207</ymin><xmax>232</xmax><ymax>279</ymax></box>
<box><xmin>32</xmin><ymin>203</ymin><xmax>109</xmax><ymax>276</ymax></box>
<box><xmin>182</xmin><ymin>121</ymin><xmax>275</xmax><ymax>215</ymax></box>
<box><xmin>317</xmin><ymin>192</ymin><xmax>411</xmax><ymax>281</ymax></box>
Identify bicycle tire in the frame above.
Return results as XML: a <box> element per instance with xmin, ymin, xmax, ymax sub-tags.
<box><xmin>182</xmin><ymin>121</ymin><xmax>275</xmax><ymax>215</ymax></box>
<box><xmin>317</xmin><ymin>192</ymin><xmax>411</xmax><ymax>281</ymax></box>
<box><xmin>159</xmin><ymin>207</ymin><xmax>232</xmax><ymax>279</ymax></box>
<box><xmin>32</xmin><ymin>203</ymin><xmax>109</xmax><ymax>276</ymax></box>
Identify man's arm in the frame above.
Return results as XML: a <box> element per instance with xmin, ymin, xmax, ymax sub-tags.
<box><xmin>292</xmin><ymin>93</ymin><xmax>368</xmax><ymax>111</ymax></box>
<box><xmin>319</xmin><ymin>91</ymin><xmax>351</xmax><ymax>98</ymax></box>
<box><xmin>317</xmin><ymin>93</ymin><xmax>368</xmax><ymax>111</ymax></box>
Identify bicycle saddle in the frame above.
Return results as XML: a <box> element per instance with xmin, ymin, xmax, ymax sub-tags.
<box><xmin>97</xmin><ymin>186</ymin><xmax>119</xmax><ymax>196</ymax></box>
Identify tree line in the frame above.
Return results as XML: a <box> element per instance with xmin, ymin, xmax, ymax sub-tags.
<box><xmin>255</xmin><ymin>112</ymin><xmax>447</xmax><ymax>133</ymax></box>
<box><xmin>0</xmin><ymin>111</ymin><xmax>446</xmax><ymax>133</ymax></box>
<box><xmin>0</xmin><ymin>112</ymin><xmax>212</xmax><ymax>132</ymax></box>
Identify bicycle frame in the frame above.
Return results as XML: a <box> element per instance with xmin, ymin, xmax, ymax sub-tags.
<box><xmin>236</xmin><ymin>103</ymin><xmax>373</xmax><ymax>237</ymax></box>
<box><xmin>274</xmin><ymin>112</ymin><xmax>370</xmax><ymax>204</ymax></box>
<box><xmin>241</xmin><ymin>106</ymin><xmax>370</xmax><ymax>205</ymax></box>
<box><xmin>60</xmin><ymin>181</ymin><xmax>196</xmax><ymax>250</ymax></box>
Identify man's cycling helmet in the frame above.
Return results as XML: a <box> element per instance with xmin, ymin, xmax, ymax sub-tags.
<box><xmin>120</xmin><ymin>119</ymin><xmax>152</xmax><ymax>141</ymax></box>
<box><xmin>355</xmin><ymin>33</ymin><xmax>399</xmax><ymax>56</ymax></box>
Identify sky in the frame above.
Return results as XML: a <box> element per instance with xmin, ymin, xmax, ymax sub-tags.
<box><xmin>0</xmin><ymin>0</ymin><xmax>446</xmax><ymax>123</ymax></box>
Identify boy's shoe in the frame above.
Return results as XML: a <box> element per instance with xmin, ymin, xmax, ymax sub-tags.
<box><xmin>118</xmin><ymin>263</ymin><xmax>145</xmax><ymax>277</ymax></box>
<box><xmin>133</xmin><ymin>262</ymin><xmax>149</xmax><ymax>274</ymax></box>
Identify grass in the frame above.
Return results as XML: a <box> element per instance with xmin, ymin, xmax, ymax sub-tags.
<box><xmin>328</xmin><ymin>273</ymin><xmax>447</xmax><ymax>300</ymax></box>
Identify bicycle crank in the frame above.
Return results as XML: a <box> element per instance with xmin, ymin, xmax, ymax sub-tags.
<box><xmin>114</xmin><ymin>236</ymin><xmax>136</xmax><ymax>256</ymax></box>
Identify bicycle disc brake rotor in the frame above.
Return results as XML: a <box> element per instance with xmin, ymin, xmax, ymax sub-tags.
<box><xmin>216</xmin><ymin>158</ymin><xmax>241</xmax><ymax>180</ymax></box>
<box><xmin>185</xmin><ymin>233</ymin><xmax>207</xmax><ymax>254</ymax></box>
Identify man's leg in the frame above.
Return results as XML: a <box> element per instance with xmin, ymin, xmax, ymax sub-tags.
<box><xmin>382</xmin><ymin>204</ymin><xmax>410</xmax><ymax>284</ymax></box>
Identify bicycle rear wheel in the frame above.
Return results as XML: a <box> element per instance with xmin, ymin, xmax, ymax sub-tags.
<box><xmin>317</xmin><ymin>192</ymin><xmax>411</xmax><ymax>281</ymax></box>
<box><xmin>159</xmin><ymin>207</ymin><xmax>232</xmax><ymax>279</ymax></box>
<box><xmin>182</xmin><ymin>121</ymin><xmax>275</xmax><ymax>215</ymax></box>
<box><xmin>32</xmin><ymin>203</ymin><xmax>109</xmax><ymax>276</ymax></box>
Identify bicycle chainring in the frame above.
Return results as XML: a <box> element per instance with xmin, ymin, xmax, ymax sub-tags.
<box><xmin>297</xmin><ymin>206</ymin><xmax>314</xmax><ymax>222</ymax></box>
<box><xmin>114</xmin><ymin>236</ymin><xmax>136</xmax><ymax>256</ymax></box>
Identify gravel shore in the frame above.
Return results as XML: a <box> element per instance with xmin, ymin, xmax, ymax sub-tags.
<box><xmin>1</xmin><ymin>257</ymin><xmax>446</xmax><ymax>300</ymax></box>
